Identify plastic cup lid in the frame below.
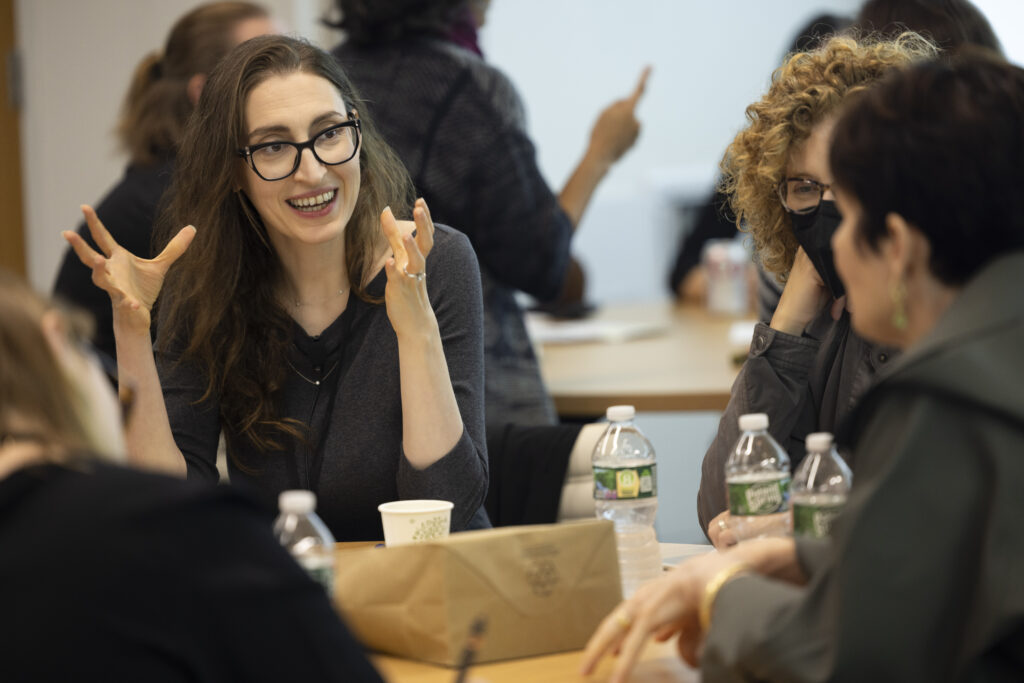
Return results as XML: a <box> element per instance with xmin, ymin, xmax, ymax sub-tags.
<box><xmin>606</xmin><ymin>405</ymin><xmax>636</xmax><ymax>422</ymax></box>
<box><xmin>805</xmin><ymin>432</ymin><xmax>834</xmax><ymax>452</ymax></box>
<box><xmin>279</xmin><ymin>489</ymin><xmax>316</xmax><ymax>514</ymax></box>
<box><xmin>738</xmin><ymin>413</ymin><xmax>769</xmax><ymax>431</ymax></box>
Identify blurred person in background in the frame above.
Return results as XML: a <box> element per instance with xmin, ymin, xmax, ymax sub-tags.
<box><xmin>856</xmin><ymin>0</ymin><xmax>1002</xmax><ymax>54</ymax></box>
<box><xmin>52</xmin><ymin>1</ymin><xmax>275</xmax><ymax>371</ymax></box>
<box><xmin>584</xmin><ymin>50</ymin><xmax>1024</xmax><ymax>683</ymax></box>
<box><xmin>0</xmin><ymin>270</ymin><xmax>383</xmax><ymax>681</ymax></box>
<box><xmin>328</xmin><ymin>0</ymin><xmax>648</xmax><ymax>429</ymax></box>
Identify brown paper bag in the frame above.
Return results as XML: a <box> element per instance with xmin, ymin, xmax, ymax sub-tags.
<box><xmin>333</xmin><ymin>519</ymin><xmax>622</xmax><ymax>666</ymax></box>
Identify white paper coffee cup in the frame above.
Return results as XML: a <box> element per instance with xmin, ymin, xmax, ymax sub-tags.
<box><xmin>378</xmin><ymin>499</ymin><xmax>454</xmax><ymax>547</ymax></box>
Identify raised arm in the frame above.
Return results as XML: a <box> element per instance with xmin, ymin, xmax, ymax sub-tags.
<box><xmin>380</xmin><ymin>200</ymin><xmax>464</xmax><ymax>465</ymax></box>
<box><xmin>559</xmin><ymin>66</ymin><xmax>650</xmax><ymax>227</ymax></box>
<box><xmin>380</xmin><ymin>200</ymin><xmax>488</xmax><ymax>528</ymax></box>
<box><xmin>63</xmin><ymin>205</ymin><xmax>194</xmax><ymax>476</ymax></box>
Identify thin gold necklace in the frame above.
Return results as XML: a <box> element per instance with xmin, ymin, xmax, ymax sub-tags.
<box><xmin>286</xmin><ymin>358</ymin><xmax>340</xmax><ymax>387</ymax></box>
<box><xmin>291</xmin><ymin>288</ymin><xmax>348</xmax><ymax>308</ymax></box>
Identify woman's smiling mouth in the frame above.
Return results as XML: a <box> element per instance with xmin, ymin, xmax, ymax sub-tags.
<box><xmin>286</xmin><ymin>189</ymin><xmax>338</xmax><ymax>214</ymax></box>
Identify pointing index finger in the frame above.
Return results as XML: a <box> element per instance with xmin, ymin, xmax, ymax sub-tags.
<box><xmin>628</xmin><ymin>65</ymin><xmax>652</xmax><ymax>107</ymax></box>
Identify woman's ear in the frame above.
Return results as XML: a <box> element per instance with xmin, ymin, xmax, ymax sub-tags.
<box><xmin>187</xmin><ymin>73</ymin><xmax>207</xmax><ymax>107</ymax></box>
<box><xmin>884</xmin><ymin>212</ymin><xmax>917</xmax><ymax>279</ymax></box>
<box><xmin>39</xmin><ymin>310</ymin><xmax>72</xmax><ymax>364</ymax></box>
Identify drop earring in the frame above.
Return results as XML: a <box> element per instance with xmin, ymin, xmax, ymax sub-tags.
<box><xmin>890</xmin><ymin>279</ymin><xmax>908</xmax><ymax>331</ymax></box>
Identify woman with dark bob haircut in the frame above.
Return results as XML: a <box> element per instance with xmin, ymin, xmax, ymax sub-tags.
<box><xmin>583</xmin><ymin>52</ymin><xmax>1024</xmax><ymax>682</ymax></box>
<box><xmin>65</xmin><ymin>35</ymin><xmax>488</xmax><ymax>541</ymax></box>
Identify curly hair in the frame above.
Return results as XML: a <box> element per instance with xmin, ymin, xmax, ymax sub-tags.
<box><xmin>719</xmin><ymin>33</ymin><xmax>938</xmax><ymax>279</ymax></box>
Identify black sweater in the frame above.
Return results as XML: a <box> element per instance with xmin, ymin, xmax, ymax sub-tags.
<box><xmin>0</xmin><ymin>461</ymin><xmax>382</xmax><ymax>682</ymax></box>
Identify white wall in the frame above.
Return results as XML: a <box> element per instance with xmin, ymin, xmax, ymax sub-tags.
<box><xmin>14</xmin><ymin>0</ymin><xmax>334</xmax><ymax>292</ymax></box>
<box><xmin>972</xmin><ymin>0</ymin><xmax>1024</xmax><ymax>65</ymax></box>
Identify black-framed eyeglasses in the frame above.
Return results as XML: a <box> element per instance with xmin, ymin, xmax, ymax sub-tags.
<box><xmin>777</xmin><ymin>177</ymin><xmax>832</xmax><ymax>215</ymax></box>
<box><xmin>237</xmin><ymin>116</ymin><xmax>362</xmax><ymax>182</ymax></box>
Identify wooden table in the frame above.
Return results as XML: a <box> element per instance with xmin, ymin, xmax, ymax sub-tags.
<box><xmin>373</xmin><ymin>639</ymin><xmax>698</xmax><ymax>682</ymax></box>
<box><xmin>532</xmin><ymin>302</ymin><xmax>749</xmax><ymax>417</ymax></box>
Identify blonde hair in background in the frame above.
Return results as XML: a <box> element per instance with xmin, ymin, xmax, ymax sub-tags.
<box><xmin>118</xmin><ymin>1</ymin><xmax>269</xmax><ymax>166</ymax></box>
<box><xmin>0</xmin><ymin>270</ymin><xmax>94</xmax><ymax>460</ymax></box>
<box><xmin>719</xmin><ymin>32</ymin><xmax>938</xmax><ymax>280</ymax></box>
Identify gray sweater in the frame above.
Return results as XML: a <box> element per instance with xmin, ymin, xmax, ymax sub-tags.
<box><xmin>159</xmin><ymin>225</ymin><xmax>488</xmax><ymax>541</ymax></box>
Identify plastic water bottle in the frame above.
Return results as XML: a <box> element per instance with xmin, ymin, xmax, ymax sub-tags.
<box><xmin>273</xmin><ymin>490</ymin><xmax>336</xmax><ymax>597</ymax></box>
<box><xmin>592</xmin><ymin>405</ymin><xmax>660</xmax><ymax>598</ymax></box>
<box><xmin>791</xmin><ymin>432</ymin><xmax>852</xmax><ymax>539</ymax></box>
<box><xmin>725</xmin><ymin>413</ymin><xmax>791</xmax><ymax>540</ymax></box>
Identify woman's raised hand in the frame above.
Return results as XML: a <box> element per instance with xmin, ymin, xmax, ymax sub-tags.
<box><xmin>588</xmin><ymin>66</ymin><xmax>651</xmax><ymax>165</ymax></box>
<box><xmin>63</xmin><ymin>205</ymin><xmax>196</xmax><ymax>333</ymax></box>
<box><xmin>380</xmin><ymin>198</ymin><xmax>437</xmax><ymax>338</ymax></box>
<box><xmin>769</xmin><ymin>246</ymin><xmax>831</xmax><ymax>336</ymax></box>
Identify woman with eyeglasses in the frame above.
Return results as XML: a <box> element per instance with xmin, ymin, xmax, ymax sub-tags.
<box><xmin>0</xmin><ymin>270</ymin><xmax>384</xmax><ymax>680</ymax></box>
<box><xmin>64</xmin><ymin>35</ymin><xmax>488</xmax><ymax>541</ymax></box>
<box><xmin>695</xmin><ymin>33</ymin><xmax>938</xmax><ymax>543</ymax></box>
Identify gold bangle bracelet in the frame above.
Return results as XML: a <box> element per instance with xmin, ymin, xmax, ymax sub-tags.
<box><xmin>699</xmin><ymin>563</ymin><xmax>750</xmax><ymax>633</ymax></box>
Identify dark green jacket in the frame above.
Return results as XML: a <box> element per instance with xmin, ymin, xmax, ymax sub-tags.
<box><xmin>703</xmin><ymin>251</ymin><xmax>1024</xmax><ymax>682</ymax></box>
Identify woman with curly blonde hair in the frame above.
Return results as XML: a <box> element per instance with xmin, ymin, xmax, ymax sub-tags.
<box><xmin>697</xmin><ymin>33</ymin><xmax>938</xmax><ymax>539</ymax></box>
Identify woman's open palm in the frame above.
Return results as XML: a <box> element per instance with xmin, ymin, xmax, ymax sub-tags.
<box><xmin>63</xmin><ymin>205</ymin><xmax>196</xmax><ymax>332</ymax></box>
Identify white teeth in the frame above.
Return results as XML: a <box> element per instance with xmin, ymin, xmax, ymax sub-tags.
<box><xmin>288</xmin><ymin>190</ymin><xmax>336</xmax><ymax>211</ymax></box>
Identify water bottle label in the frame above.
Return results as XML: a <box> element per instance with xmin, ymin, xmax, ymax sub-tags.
<box><xmin>793</xmin><ymin>502</ymin><xmax>844</xmax><ymax>538</ymax></box>
<box><xmin>297</xmin><ymin>555</ymin><xmax>335</xmax><ymax>598</ymax></box>
<box><xmin>593</xmin><ymin>464</ymin><xmax>657</xmax><ymax>500</ymax></box>
<box><xmin>727</xmin><ymin>476</ymin><xmax>790</xmax><ymax>515</ymax></box>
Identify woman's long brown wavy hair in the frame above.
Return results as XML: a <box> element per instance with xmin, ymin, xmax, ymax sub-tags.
<box><xmin>154</xmin><ymin>35</ymin><xmax>415</xmax><ymax>454</ymax></box>
<box><xmin>719</xmin><ymin>33</ymin><xmax>938</xmax><ymax>280</ymax></box>
<box><xmin>118</xmin><ymin>1</ymin><xmax>269</xmax><ymax>167</ymax></box>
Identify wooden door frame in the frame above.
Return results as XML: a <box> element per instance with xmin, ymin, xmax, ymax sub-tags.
<box><xmin>1</xmin><ymin>0</ymin><xmax>26</xmax><ymax>277</ymax></box>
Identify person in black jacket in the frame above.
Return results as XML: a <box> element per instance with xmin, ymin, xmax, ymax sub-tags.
<box><xmin>52</xmin><ymin>2</ymin><xmax>274</xmax><ymax>371</ymax></box>
<box><xmin>0</xmin><ymin>269</ymin><xmax>383</xmax><ymax>682</ymax></box>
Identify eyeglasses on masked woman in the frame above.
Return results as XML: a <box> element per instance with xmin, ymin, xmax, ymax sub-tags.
<box><xmin>777</xmin><ymin>177</ymin><xmax>833</xmax><ymax>215</ymax></box>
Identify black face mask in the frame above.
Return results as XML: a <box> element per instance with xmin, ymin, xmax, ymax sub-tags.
<box><xmin>790</xmin><ymin>199</ymin><xmax>845</xmax><ymax>299</ymax></box>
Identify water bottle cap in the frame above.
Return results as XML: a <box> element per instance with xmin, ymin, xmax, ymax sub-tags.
<box><xmin>606</xmin><ymin>405</ymin><xmax>636</xmax><ymax>422</ymax></box>
<box><xmin>279</xmin><ymin>489</ymin><xmax>316</xmax><ymax>514</ymax></box>
<box><xmin>738</xmin><ymin>413</ymin><xmax>769</xmax><ymax>431</ymax></box>
<box><xmin>805</xmin><ymin>432</ymin><xmax>834</xmax><ymax>452</ymax></box>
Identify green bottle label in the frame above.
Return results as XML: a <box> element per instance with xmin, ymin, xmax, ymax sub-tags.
<box><xmin>727</xmin><ymin>475</ymin><xmax>790</xmax><ymax>515</ymax></box>
<box><xmin>593</xmin><ymin>464</ymin><xmax>657</xmax><ymax>500</ymax></box>
<box><xmin>297</xmin><ymin>555</ymin><xmax>334</xmax><ymax>597</ymax></box>
<box><xmin>792</xmin><ymin>502</ymin><xmax>845</xmax><ymax>538</ymax></box>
